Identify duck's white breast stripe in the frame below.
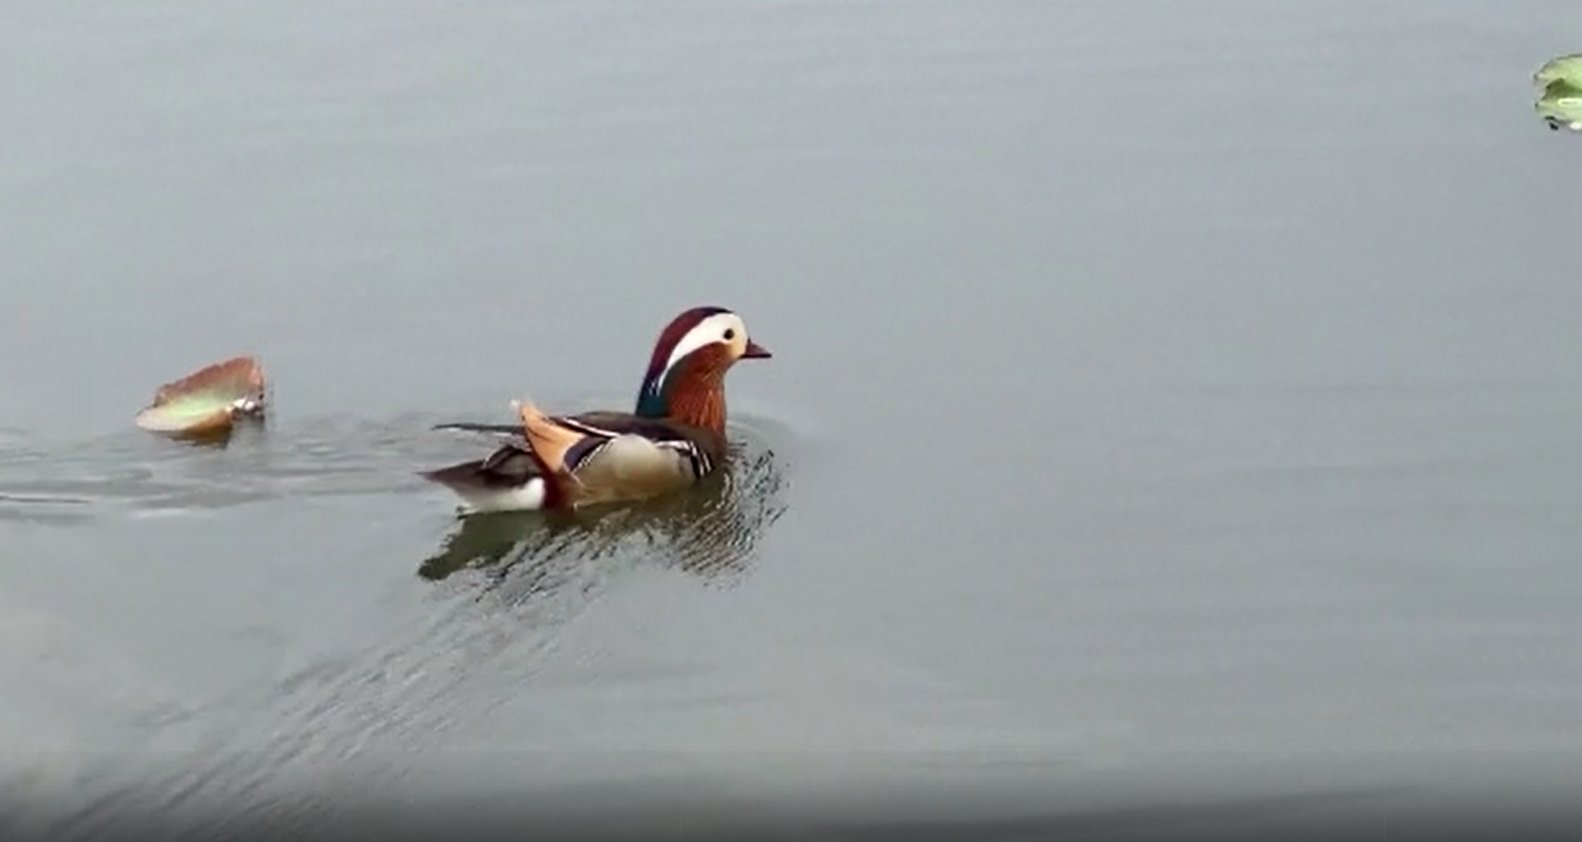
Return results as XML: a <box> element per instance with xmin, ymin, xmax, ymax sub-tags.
<box><xmin>657</xmin><ymin>440</ymin><xmax>712</xmax><ymax>478</ymax></box>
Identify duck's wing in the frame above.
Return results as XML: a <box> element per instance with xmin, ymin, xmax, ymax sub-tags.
<box><xmin>515</xmin><ymin>405</ymin><xmax>718</xmax><ymax>504</ymax></box>
<box><xmin>430</xmin><ymin>413</ymin><xmax>669</xmax><ymax>445</ymax></box>
<box><xmin>431</xmin><ymin>420</ymin><xmax>527</xmax><ymax>442</ymax></box>
<box><xmin>423</xmin><ymin>408</ymin><xmax>719</xmax><ymax>510</ymax></box>
<box><xmin>555</xmin><ymin>411</ymin><xmax>721</xmax><ymax>477</ymax></box>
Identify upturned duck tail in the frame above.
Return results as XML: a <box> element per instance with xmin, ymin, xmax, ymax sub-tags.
<box><xmin>512</xmin><ymin>399</ymin><xmax>583</xmax><ymax>507</ymax></box>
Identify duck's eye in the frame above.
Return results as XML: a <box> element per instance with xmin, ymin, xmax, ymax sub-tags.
<box><xmin>723</xmin><ymin>329</ymin><xmax>736</xmax><ymax>341</ymax></box>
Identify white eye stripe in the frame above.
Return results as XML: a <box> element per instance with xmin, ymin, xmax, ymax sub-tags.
<box><xmin>659</xmin><ymin>312</ymin><xmax>745</xmax><ymax>383</ymax></box>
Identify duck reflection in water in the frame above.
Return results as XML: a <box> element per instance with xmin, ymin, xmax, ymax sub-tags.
<box><xmin>418</xmin><ymin>442</ymin><xmax>788</xmax><ymax>600</ymax></box>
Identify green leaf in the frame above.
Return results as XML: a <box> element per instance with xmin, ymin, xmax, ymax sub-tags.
<box><xmin>134</xmin><ymin>356</ymin><xmax>266</xmax><ymax>435</ymax></box>
<box><xmin>1535</xmin><ymin>54</ymin><xmax>1582</xmax><ymax>88</ymax></box>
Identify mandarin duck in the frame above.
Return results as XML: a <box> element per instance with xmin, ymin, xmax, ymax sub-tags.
<box><xmin>422</xmin><ymin>306</ymin><xmax>771</xmax><ymax>512</ymax></box>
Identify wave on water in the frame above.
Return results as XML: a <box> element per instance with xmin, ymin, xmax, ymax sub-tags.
<box><xmin>0</xmin><ymin>412</ymin><xmax>795</xmax><ymax>834</ymax></box>
<box><xmin>0</xmin><ymin>411</ymin><xmax>794</xmax><ymax>526</ymax></box>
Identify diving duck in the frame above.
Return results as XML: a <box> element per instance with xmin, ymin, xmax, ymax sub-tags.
<box><xmin>422</xmin><ymin>305</ymin><xmax>771</xmax><ymax>512</ymax></box>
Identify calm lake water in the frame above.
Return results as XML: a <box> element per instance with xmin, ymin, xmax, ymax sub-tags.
<box><xmin>3</xmin><ymin>1</ymin><xmax>1582</xmax><ymax>837</ymax></box>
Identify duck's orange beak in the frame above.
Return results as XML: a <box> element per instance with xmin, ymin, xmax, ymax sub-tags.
<box><xmin>742</xmin><ymin>339</ymin><xmax>772</xmax><ymax>359</ymax></box>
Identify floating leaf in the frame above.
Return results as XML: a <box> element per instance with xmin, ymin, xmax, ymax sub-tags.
<box><xmin>134</xmin><ymin>356</ymin><xmax>267</xmax><ymax>436</ymax></box>
<box><xmin>1537</xmin><ymin>81</ymin><xmax>1582</xmax><ymax>132</ymax></box>
<box><xmin>1535</xmin><ymin>53</ymin><xmax>1582</xmax><ymax>89</ymax></box>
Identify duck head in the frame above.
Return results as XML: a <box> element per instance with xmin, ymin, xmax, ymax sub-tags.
<box><xmin>635</xmin><ymin>306</ymin><xmax>771</xmax><ymax>425</ymax></box>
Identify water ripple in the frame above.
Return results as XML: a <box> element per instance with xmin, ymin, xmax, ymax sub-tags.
<box><xmin>0</xmin><ymin>412</ymin><xmax>794</xmax><ymax>825</ymax></box>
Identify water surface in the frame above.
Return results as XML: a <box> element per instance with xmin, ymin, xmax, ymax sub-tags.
<box><xmin>4</xmin><ymin>0</ymin><xmax>1582</xmax><ymax>835</ymax></box>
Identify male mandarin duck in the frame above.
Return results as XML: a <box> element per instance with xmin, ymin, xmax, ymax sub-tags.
<box><xmin>422</xmin><ymin>305</ymin><xmax>771</xmax><ymax>512</ymax></box>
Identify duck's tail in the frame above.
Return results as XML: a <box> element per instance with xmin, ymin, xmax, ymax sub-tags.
<box><xmin>417</xmin><ymin>440</ymin><xmax>557</xmax><ymax>511</ymax></box>
<box><xmin>509</xmin><ymin>398</ymin><xmax>587</xmax><ymax>508</ymax></box>
<box><xmin>513</xmin><ymin>399</ymin><xmax>580</xmax><ymax>475</ymax></box>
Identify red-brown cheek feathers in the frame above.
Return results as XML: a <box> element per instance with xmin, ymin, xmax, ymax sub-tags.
<box><xmin>662</xmin><ymin>344</ymin><xmax>735</xmax><ymax>434</ymax></box>
<box><xmin>640</xmin><ymin>305</ymin><xmax>734</xmax><ymax>388</ymax></box>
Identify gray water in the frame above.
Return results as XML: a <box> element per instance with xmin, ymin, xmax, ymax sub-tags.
<box><xmin>3</xmin><ymin>1</ymin><xmax>1582</xmax><ymax>837</ymax></box>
